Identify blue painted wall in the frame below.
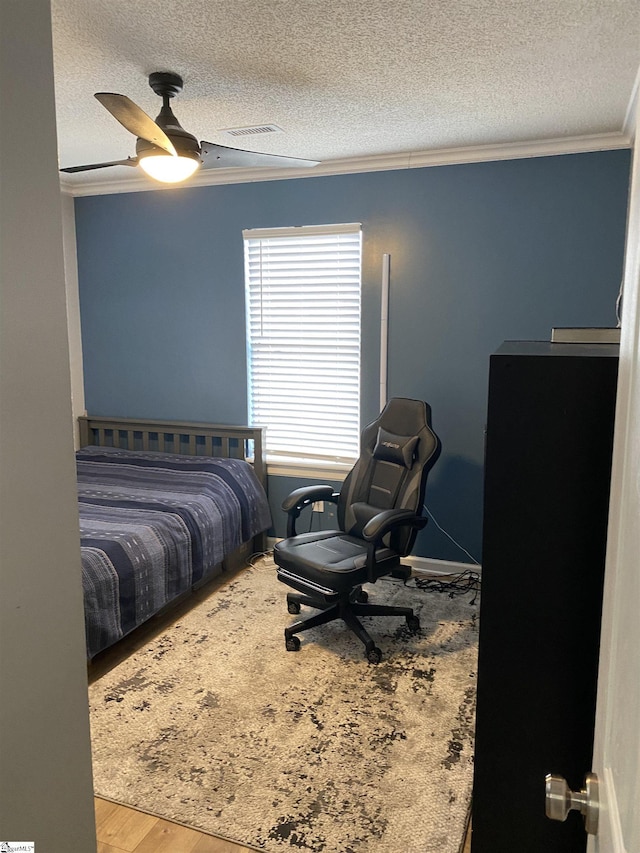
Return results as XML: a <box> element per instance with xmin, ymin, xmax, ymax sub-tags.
<box><xmin>75</xmin><ymin>150</ymin><xmax>631</xmax><ymax>561</ymax></box>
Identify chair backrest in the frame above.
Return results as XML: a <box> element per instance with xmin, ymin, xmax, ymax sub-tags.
<box><xmin>337</xmin><ymin>397</ymin><xmax>441</xmax><ymax>555</ymax></box>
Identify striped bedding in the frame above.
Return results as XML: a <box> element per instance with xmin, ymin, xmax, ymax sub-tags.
<box><xmin>77</xmin><ymin>446</ymin><xmax>271</xmax><ymax>658</ymax></box>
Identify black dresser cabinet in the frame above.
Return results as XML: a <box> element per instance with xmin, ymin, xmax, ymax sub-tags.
<box><xmin>471</xmin><ymin>341</ymin><xmax>619</xmax><ymax>853</ymax></box>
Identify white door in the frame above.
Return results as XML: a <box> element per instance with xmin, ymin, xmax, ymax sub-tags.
<box><xmin>588</xmin><ymin>102</ymin><xmax>640</xmax><ymax>852</ymax></box>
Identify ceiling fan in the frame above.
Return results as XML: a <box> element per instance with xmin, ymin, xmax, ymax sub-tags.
<box><xmin>60</xmin><ymin>71</ymin><xmax>320</xmax><ymax>183</ymax></box>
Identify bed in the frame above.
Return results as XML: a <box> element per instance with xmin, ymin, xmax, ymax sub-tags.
<box><xmin>77</xmin><ymin>416</ymin><xmax>271</xmax><ymax>659</ymax></box>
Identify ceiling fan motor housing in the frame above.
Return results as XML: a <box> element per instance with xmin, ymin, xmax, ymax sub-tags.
<box><xmin>136</xmin><ymin>71</ymin><xmax>201</xmax><ymax>161</ymax></box>
<box><xmin>136</xmin><ymin>124</ymin><xmax>201</xmax><ymax>160</ymax></box>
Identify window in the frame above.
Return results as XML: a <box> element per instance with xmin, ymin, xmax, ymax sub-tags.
<box><xmin>243</xmin><ymin>223</ymin><xmax>362</xmax><ymax>472</ymax></box>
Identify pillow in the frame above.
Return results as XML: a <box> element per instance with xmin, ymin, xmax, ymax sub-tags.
<box><xmin>373</xmin><ymin>427</ymin><xmax>419</xmax><ymax>469</ymax></box>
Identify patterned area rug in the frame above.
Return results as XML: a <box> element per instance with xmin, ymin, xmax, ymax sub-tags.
<box><xmin>89</xmin><ymin>560</ymin><xmax>479</xmax><ymax>852</ymax></box>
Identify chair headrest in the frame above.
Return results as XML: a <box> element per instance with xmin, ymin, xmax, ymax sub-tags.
<box><xmin>365</xmin><ymin>398</ymin><xmax>438</xmax><ymax>468</ymax></box>
<box><xmin>373</xmin><ymin>427</ymin><xmax>419</xmax><ymax>468</ymax></box>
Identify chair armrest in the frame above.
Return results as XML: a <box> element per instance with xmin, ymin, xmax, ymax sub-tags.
<box><xmin>361</xmin><ymin>508</ymin><xmax>428</xmax><ymax>542</ymax></box>
<box><xmin>282</xmin><ymin>485</ymin><xmax>339</xmax><ymax>537</ymax></box>
<box><xmin>282</xmin><ymin>484</ymin><xmax>337</xmax><ymax>512</ymax></box>
<box><xmin>362</xmin><ymin>509</ymin><xmax>428</xmax><ymax>584</ymax></box>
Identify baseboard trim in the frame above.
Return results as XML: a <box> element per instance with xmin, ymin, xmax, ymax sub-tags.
<box><xmin>405</xmin><ymin>555</ymin><xmax>482</xmax><ymax>576</ymax></box>
<box><xmin>266</xmin><ymin>537</ymin><xmax>481</xmax><ymax>575</ymax></box>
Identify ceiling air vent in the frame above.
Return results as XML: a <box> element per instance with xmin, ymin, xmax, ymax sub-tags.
<box><xmin>221</xmin><ymin>124</ymin><xmax>283</xmax><ymax>138</ymax></box>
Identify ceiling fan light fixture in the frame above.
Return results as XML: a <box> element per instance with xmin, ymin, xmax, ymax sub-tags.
<box><xmin>138</xmin><ymin>151</ymin><xmax>201</xmax><ymax>183</ymax></box>
<box><xmin>61</xmin><ymin>71</ymin><xmax>320</xmax><ymax>181</ymax></box>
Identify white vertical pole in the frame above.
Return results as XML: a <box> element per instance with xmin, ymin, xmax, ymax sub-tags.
<box><xmin>380</xmin><ymin>254</ymin><xmax>390</xmax><ymax>411</ymax></box>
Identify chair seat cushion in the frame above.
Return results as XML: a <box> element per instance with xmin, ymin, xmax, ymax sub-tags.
<box><xmin>274</xmin><ymin>530</ymin><xmax>398</xmax><ymax>593</ymax></box>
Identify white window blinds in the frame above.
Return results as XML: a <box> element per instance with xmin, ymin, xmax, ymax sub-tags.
<box><xmin>243</xmin><ymin>223</ymin><xmax>362</xmax><ymax>464</ymax></box>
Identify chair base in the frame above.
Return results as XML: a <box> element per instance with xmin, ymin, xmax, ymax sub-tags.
<box><xmin>284</xmin><ymin>584</ymin><xmax>420</xmax><ymax>663</ymax></box>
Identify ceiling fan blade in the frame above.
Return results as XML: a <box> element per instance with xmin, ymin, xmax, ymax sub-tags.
<box><xmin>200</xmin><ymin>141</ymin><xmax>320</xmax><ymax>170</ymax></box>
<box><xmin>60</xmin><ymin>157</ymin><xmax>138</xmax><ymax>173</ymax></box>
<box><xmin>95</xmin><ymin>93</ymin><xmax>177</xmax><ymax>156</ymax></box>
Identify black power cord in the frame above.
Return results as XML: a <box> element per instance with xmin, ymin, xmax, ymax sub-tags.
<box><xmin>412</xmin><ymin>569</ymin><xmax>480</xmax><ymax>605</ymax></box>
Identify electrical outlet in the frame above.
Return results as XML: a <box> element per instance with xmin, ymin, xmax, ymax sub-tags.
<box><xmin>313</xmin><ymin>501</ymin><xmax>324</xmax><ymax>513</ymax></box>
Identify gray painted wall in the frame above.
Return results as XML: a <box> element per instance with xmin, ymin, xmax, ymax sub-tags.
<box><xmin>0</xmin><ymin>1</ymin><xmax>96</xmax><ymax>849</ymax></box>
<box><xmin>75</xmin><ymin>150</ymin><xmax>630</xmax><ymax>561</ymax></box>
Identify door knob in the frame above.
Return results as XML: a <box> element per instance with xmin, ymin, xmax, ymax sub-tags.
<box><xmin>545</xmin><ymin>772</ymin><xmax>599</xmax><ymax>835</ymax></box>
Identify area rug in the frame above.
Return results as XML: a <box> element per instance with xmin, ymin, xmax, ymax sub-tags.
<box><xmin>89</xmin><ymin>559</ymin><xmax>479</xmax><ymax>853</ymax></box>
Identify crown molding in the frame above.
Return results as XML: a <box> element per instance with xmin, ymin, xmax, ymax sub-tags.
<box><xmin>60</xmin><ymin>130</ymin><xmax>632</xmax><ymax>198</ymax></box>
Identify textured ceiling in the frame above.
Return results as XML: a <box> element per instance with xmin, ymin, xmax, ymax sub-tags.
<box><xmin>51</xmin><ymin>0</ymin><xmax>640</xmax><ymax>192</ymax></box>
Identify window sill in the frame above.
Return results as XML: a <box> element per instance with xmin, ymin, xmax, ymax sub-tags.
<box><xmin>266</xmin><ymin>458</ymin><xmax>353</xmax><ymax>480</ymax></box>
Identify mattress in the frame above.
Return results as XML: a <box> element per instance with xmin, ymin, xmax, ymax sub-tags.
<box><xmin>77</xmin><ymin>446</ymin><xmax>271</xmax><ymax>658</ymax></box>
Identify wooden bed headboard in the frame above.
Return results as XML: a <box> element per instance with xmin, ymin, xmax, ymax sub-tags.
<box><xmin>78</xmin><ymin>415</ymin><xmax>267</xmax><ymax>488</ymax></box>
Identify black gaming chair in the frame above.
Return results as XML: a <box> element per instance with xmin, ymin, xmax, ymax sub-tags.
<box><xmin>274</xmin><ymin>397</ymin><xmax>441</xmax><ymax>663</ymax></box>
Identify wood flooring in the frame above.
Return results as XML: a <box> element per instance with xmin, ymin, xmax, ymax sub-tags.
<box><xmin>95</xmin><ymin>796</ymin><xmax>249</xmax><ymax>852</ymax></box>
<box><xmin>91</xmin><ymin>565</ymin><xmax>474</xmax><ymax>853</ymax></box>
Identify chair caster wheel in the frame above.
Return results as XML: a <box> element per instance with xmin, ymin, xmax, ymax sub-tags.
<box><xmin>407</xmin><ymin>615</ymin><xmax>420</xmax><ymax>633</ymax></box>
<box><xmin>285</xmin><ymin>635</ymin><xmax>301</xmax><ymax>652</ymax></box>
<box><xmin>287</xmin><ymin>600</ymin><xmax>301</xmax><ymax>614</ymax></box>
<box><xmin>367</xmin><ymin>646</ymin><xmax>382</xmax><ymax>664</ymax></box>
<box><xmin>355</xmin><ymin>589</ymin><xmax>368</xmax><ymax>603</ymax></box>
